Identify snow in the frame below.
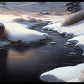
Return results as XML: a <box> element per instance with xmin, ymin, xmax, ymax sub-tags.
<box><xmin>42</xmin><ymin>16</ymin><xmax>84</xmax><ymax>55</ymax></box>
<box><xmin>0</xmin><ymin>14</ymin><xmax>50</xmax><ymax>46</ymax></box>
<box><xmin>0</xmin><ymin>1</ymin><xmax>84</xmax><ymax>82</ymax></box>
<box><xmin>40</xmin><ymin>11</ymin><xmax>84</xmax><ymax>82</ymax></box>
<box><xmin>40</xmin><ymin>63</ymin><xmax>84</xmax><ymax>82</ymax></box>
<box><xmin>5</xmin><ymin>22</ymin><xmax>49</xmax><ymax>42</ymax></box>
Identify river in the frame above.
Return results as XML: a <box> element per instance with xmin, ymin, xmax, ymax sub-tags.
<box><xmin>0</xmin><ymin>23</ymin><xmax>84</xmax><ymax>83</ymax></box>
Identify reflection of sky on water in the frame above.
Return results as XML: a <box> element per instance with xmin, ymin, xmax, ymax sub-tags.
<box><xmin>7</xmin><ymin>49</ymin><xmax>40</xmax><ymax>65</ymax></box>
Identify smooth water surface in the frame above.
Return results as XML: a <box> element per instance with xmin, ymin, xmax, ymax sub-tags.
<box><xmin>0</xmin><ymin>23</ymin><xmax>84</xmax><ymax>83</ymax></box>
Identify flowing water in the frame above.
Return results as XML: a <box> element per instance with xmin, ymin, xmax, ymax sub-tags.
<box><xmin>0</xmin><ymin>23</ymin><xmax>84</xmax><ymax>83</ymax></box>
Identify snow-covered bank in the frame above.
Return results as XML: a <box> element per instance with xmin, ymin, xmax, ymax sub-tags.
<box><xmin>4</xmin><ymin>22</ymin><xmax>50</xmax><ymax>43</ymax></box>
<box><xmin>40</xmin><ymin>63</ymin><xmax>84</xmax><ymax>82</ymax></box>
<box><xmin>0</xmin><ymin>14</ymin><xmax>50</xmax><ymax>47</ymax></box>
<box><xmin>42</xmin><ymin>15</ymin><xmax>84</xmax><ymax>55</ymax></box>
<box><xmin>40</xmin><ymin>11</ymin><xmax>84</xmax><ymax>82</ymax></box>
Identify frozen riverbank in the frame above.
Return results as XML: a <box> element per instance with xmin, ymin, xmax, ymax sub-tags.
<box><xmin>0</xmin><ymin>22</ymin><xmax>84</xmax><ymax>83</ymax></box>
<box><xmin>42</xmin><ymin>12</ymin><xmax>84</xmax><ymax>55</ymax></box>
<box><xmin>40</xmin><ymin>10</ymin><xmax>84</xmax><ymax>82</ymax></box>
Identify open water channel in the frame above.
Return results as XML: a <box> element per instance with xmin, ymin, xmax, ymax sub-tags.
<box><xmin>0</xmin><ymin>23</ymin><xmax>84</xmax><ymax>83</ymax></box>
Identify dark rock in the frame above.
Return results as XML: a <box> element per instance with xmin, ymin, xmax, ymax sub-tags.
<box><xmin>60</xmin><ymin>32</ymin><xmax>66</xmax><ymax>36</ymax></box>
<box><xmin>0</xmin><ymin>22</ymin><xmax>8</xmax><ymax>41</ymax></box>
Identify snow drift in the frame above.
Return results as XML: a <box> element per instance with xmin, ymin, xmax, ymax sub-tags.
<box><xmin>4</xmin><ymin>22</ymin><xmax>50</xmax><ymax>43</ymax></box>
<box><xmin>40</xmin><ymin>63</ymin><xmax>84</xmax><ymax>82</ymax></box>
<box><xmin>62</xmin><ymin>10</ymin><xmax>84</xmax><ymax>26</ymax></box>
<box><xmin>0</xmin><ymin>14</ymin><xmax>50</xmax><ymax>47</ymax></box>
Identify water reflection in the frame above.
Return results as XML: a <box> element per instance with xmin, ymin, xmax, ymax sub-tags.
<box><xmin>0</xmin><ymin>42</ymin><xmax>48</xmax><ymax>82</ymax></box>
<box><xmin>9</xmin><ymin>42</ymin><xmax>48</xmax><ymax>52</ymax></box>
<box><xmin>0</xmin><ymin>49</ymin><xmax>8</xmax><ymax>81</ymax></box>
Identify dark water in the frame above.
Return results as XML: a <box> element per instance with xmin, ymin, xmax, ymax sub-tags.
<box><xmin>0</xmin><ymin>23</ymin><xmax>84</xmax><ymax>83</ymax></box>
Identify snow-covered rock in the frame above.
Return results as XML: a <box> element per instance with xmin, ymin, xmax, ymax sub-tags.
<box><xmin>40</xmin><ymin>63</ymin><xmax>84</xmax><ymax>82</ymax></box>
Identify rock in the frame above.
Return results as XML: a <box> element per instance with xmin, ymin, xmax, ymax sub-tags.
<box><xmin>0</xmin><ymin>22</ymin><xmax>8</xmax><ymax>41</ymax></box>
<box><xmin>49</xmin><ymin>42</ymin><xmax>56</xmax><ymax>45</ymax></box>
<box><xmin>69</xmin><ymin>52</ymin><xmax>77</xmax><ymax>56</ymax></box>
<box><xmin>59</xmin><ymin>32</ymin><xmax>66</xmax><ymax>36</ymax></box>
<box><xmin>65</xmin><ymin>41</ymin><xmax>74</xmax><ymax>46</ymax></box>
